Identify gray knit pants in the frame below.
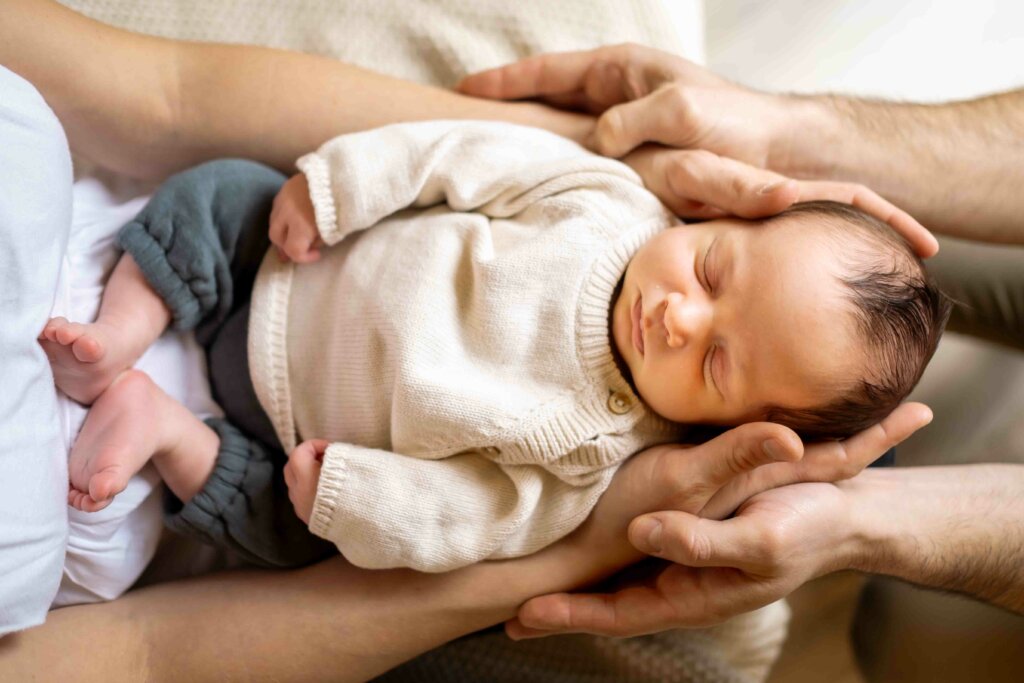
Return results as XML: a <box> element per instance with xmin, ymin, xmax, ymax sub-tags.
<box><xmin>118</xmin><ymin>159</ymin><xmax>336</xmax><ymax>568</ymax></box>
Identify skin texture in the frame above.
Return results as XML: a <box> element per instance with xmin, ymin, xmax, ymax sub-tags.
<box><xmin>0</xmin><ymin>1</ymin><xmax>960</xmax><ymax>676</ymax></box>
<box><xmin>610</xmin><ymin>217</ymin><xmax>858</xmax><ymax>425</ymax></box>
<box><xmin>39</xmin><ymin>255</ymin><xmax>172</xmax><ymax>406</ymax></box>
<box><xmin>271</xmin><ymin>174</ymin><xmax>323</xmax><ymax>263</ymax></box>
<box><xmin>285</xmin><ymin>439</ymin><xmax>329</xmax><ymax>524</ymax></box>
<box><xmin>459</xmin><ymin>42</ymin><xmax>1024</xmax><ymax>246</ymax></box>
<box><xmin>0</xmin><ymin>1</ymin><xmax>590</xmax><ymax>181</ymax></box>
<box><xmin>271</xmin><ymin>184</ymin><xmax>865</xmax><ymax>525</ymax></box>
<box><xmin>458</xmin><ymin>44</ymin><xmax>1024</xmax><ymax>636</ymax></box>
<box><xmin>1</xmin><ymin>4</ymin><xmax>933</xmax><ymax>251</ymax></box>
<box><xmin>64</xmin><ymin>370</ymin><xmax>219</xmax><ymax>512</ymax></box>
<box><xmin>40</xmin><ymin>254</ymin><xmax>219</xmax><ymax>511</ymax></box>
<box><xmin>509</xmin><ymin>465</ymin><xmax>1024</xmax><ymax>638</ymax></box>
<box><xmin>4</xmin><ymin>419</ymin><xmax>924</xmax><ymax>681</ymax></box>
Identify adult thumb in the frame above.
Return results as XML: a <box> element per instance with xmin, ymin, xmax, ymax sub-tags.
<box><xmin>695</xmin><ymin>422</ymin><xmax>803</xmax><ymax>490</ymax></box>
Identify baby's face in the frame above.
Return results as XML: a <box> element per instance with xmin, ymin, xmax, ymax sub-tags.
<box><xmin>610</xmin><ymin>217</ymin><xmax>861</xmax><ymax>426</ymax></box>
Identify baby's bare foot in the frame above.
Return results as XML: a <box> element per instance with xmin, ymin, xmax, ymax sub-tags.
<box><xmin>39</xmin><ymin>316</ymin><xmax>137</xmax><ymax>405</ymax></box>
<box><xmin>68</xmin><ymin>370</ymin><xmax>166</xmax><ymax>512</ymax></box>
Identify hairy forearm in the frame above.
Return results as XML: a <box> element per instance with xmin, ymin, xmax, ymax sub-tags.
<box><xmin>2</xmin><ymin>1</ymin><xmax>590</xmax><ymax>180</ymax></box>
<box><xmin>772</xmin><ymin>91</ymin><xmax>1024</xmax><ymax>243</ymax></box>
<box><xmin>841</xmin><ymin>465</ymin><xmax>1024</xmax><ymax>613</ymax></box>
<box><xmin>0</xmin><ymin>537</ymin><xmax>620</xmax><ymax>682</ymax></box>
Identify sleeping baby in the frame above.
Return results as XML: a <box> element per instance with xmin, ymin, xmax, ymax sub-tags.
<box><xmin>40</xmin><ymin>121</ymin><xmax>950</xmax><ymax>572</ymax></box>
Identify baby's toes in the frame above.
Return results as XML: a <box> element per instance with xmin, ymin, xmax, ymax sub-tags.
<box><xmin>71</xmin><ymin>333</ymin><xmax>106</xmax><ymax>363</ymax></box>
<box><xmin>80</xmin><ymin>494</ymin><xmax>112</xmax><ymax>513</ymax></box>
<box><xmin>88</xmin><ymin>467</ymin><xmax>124</xmax><ymax>504</ymax></box>
<box><xmin>54</xmin><ymin>321</ymin><xmax>87</xmax><ymax>346</ymax></box>
<box><xmin>41</xmin><ymin>317</ymin><xmax>68</xmax><ymax>342</ymax></box>
<box><xmin>69</xmin><ymin>486</ymin><xmax>112</xmax><ymax>513</ymax></box>
<box><xmin>82</xmin><ymin>496</ymin><xmax>112</xmax><ymax>513</ymax></box>
<box><xmin>68</xmin><ymin>487</ymin><xmax>91</xmax><ymax>512</ymax></box>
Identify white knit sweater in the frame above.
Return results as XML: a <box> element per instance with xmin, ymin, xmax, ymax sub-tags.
<box><xmin>248</xmin><ymin>121</ymin><xmax>682</xmax><ymax>572</ymax></box>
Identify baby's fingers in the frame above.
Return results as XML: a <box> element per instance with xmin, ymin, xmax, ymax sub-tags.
<box><xmin>282</xmin><ymin>220</ymin><xmax>322</xmax><ymax>264</ymax></box>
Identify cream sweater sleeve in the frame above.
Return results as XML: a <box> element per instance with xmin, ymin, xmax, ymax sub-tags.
<box><xmin>295</xmin><ymin>120</ymin><xmax>641</xmax><ymax>245</ymax></box>
<box><xmin>309</xmin><ymin>442</ymin><xmax>617</xmax><ymax>573</ymax></box>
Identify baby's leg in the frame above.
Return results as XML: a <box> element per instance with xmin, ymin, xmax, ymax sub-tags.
<box><xmin>42</xmin><ymin>158</ymin><xmax>287</xmax><ymax>405</ymax></box>
<box><xmin>40</xmin><ymin>254</ymin><xmax>171</xmax><ymax>405</ymax></box>
<box><xmin>68</xmin><ymin>369</ymin><xmax>218</xmax><ymax>512</ymax></box>
<box><xmin>165</xmin><ymin>418</ymin><xmax>337</xmax><ymax>569</ymax></box>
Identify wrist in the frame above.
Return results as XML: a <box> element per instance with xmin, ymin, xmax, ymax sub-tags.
<box><xmin>562</xmin><ymin>520</ymin><xmax>646</xmax><ymax>583</ymax></box>
<box><xmin>510</xmin><ymin>101</ymin><xmax>595</xmax><ymax>145</ymax></box>
<box><xmin>835</xmin><ymin>469</ymin><xmax>923</xmax><ymax>578</ymax></box>
<box><xmin>765</xmin><ymin>94</ymin><xmax>844</xmax><ymax>178</ymax></box>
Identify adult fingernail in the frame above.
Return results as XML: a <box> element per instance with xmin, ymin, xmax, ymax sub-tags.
<box><xmin>758</xmin><ymin>180</ymin><xmax>786</xmax><ymax>195</ymax></box>
<box><xmin>633</xmin><ymin>517</ymin><xmax>663</xmax><ymax>553</ymax></box>
<box><xmin>763</xmin><ymin>439</ymin><xmax>783</xmax><ymax>459</ymax></box>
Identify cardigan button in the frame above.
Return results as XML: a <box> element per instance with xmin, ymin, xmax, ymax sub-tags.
<box><xmin>607</xmin><ymin>392</ymin><xmax>632</xmax><ymax>415</ymax></box>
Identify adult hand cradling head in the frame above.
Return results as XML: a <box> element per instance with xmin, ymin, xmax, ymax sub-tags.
<box><xmin>458</xmin><ymin>43</ymin><xmax>939</xmax><ymax>259</ymax></box>
<box><xmin>507</xmin><ymin>401</ymin><xmax>932</xmax><ymax>638</ymax></box>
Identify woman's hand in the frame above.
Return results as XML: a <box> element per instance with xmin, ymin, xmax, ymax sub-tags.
<box><xmin>458</xmin><ymin>45</ymin><xmax>939</xmax><ymax>258</ymax></box>
<box><xmin>270</xmin><ymin>173</ymin><xmax>323</xmax><ymax>263</ymax></box>
<box><xmin>284</xmin><ymin>439</ymin><xmax>328</xmax><ymax>524</ymax></box>
<box><xmin>509</xmin><ymin>401</ymin><xmax>933</xmax><ymax>638</ymax></box>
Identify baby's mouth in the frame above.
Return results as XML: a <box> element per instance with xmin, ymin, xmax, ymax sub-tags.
<box><xmin>632</xmin><ymin>295</ymin><xmax>645</xmax><ymax>357</ymax></box>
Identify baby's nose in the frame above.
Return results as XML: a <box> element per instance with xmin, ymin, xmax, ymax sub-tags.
<box><xmin>663</xmin><ymin>292</ymin><xmax>711</xmax><ymax>348</ymax></box>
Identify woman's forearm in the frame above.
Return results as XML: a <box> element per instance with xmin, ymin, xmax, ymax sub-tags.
<box><xmin>843</xmin><ymin>464</ymin><xmax>1024</xmax><ymax>612</ymax></box>
<box><xmin>2</xmin><ymin>1</ymin><xmax>591</xmax><ymax>180</ymax></box>
<box><xmin>1</xmin><ymin>537</ymin><xmax>621</xmax><ymax>683</ymax></box>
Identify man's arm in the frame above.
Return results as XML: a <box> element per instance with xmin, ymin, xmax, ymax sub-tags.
<box><xmin>459</xmin><ymin>44</ymin><xmax>1024</xmax><ymax>244</ymax></box>
<box><xmin>0</xmin><ymin>0</ymin><xmax>590</xmax><ymax>180</ymax></box>
<box><xmin>508</xmin><ymin>464</ymin><xmax>1024</xmax><ymax>639</ymax></box>
<box><xmin>774</xmin><ymin>92</ymin><xmax>1024</xmax><ymax>244</ymax></box>
<box><xmin>845</xmin><ymin>464</ymin><xmax>1024</xmax><ymax>609</ymax></box>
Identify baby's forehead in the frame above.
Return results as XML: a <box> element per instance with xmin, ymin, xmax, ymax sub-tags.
<box><xmin>707</xmin><ymin>213</ymin><xmax>844</xmax><ymax>260</ymax></box>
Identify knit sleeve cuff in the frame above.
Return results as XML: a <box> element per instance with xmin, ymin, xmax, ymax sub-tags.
<box><xmin>296</xmin><ymin>152</ymin><xmax>343</xmax><ymax>245</ymax></box>
<box><xmin>309</xmin><ymin>442</ymin><xmax>348</xmax><ymax>541</ymax></box>
<box><xmin>305</xmin><ymin>442</ymin><xmax>619</xmax><ymax>573</ymax></box>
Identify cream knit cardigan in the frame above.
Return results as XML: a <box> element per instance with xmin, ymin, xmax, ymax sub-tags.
<box><xmin>63</xmin><ymin>4</ymin><xmax>790</xmax><ymax>678</ymax></box>
<box><xmin>248</xmin><ymin>121</ymin><xmax>682</xmax><ymax>572</ymax></box>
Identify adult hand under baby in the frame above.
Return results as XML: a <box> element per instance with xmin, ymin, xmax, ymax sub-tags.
<box><xmin>457</xmin><ymin>45</ymin><xmax>939</xmax><ymax>259</ymax></box>
<box><xmin>506</xmin><ymin>401</ymin><xmax>933</xmax><ymax>639</ymax></box>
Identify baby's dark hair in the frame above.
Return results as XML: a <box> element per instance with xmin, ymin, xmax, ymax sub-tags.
<box><xmin>761</xmin><ymin>201</ymin><xmax>951</xmax><ymax>440</ymax></box>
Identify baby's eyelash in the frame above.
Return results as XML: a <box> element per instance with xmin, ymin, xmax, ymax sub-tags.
<box><xmin>702</xmin><ymin>240</ymin><xmax>716</xmax><ymax>292</ymax></box>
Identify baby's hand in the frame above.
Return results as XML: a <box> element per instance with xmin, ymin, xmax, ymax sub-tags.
<box><xmin>283</xmin><ymin>439</ymin><xmax>328</xmax><ymax>525</ymax></box>
<box><xmin>269</xmin><ymin>173</ymin><xmax>323</xmax><ymax>263</ymax></box>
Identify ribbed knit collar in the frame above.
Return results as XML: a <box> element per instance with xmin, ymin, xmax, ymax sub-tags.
<box><xmin>576</xmin><ymin>216</ymin><xmax>682</xmax><ymax>438</ymax></box>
